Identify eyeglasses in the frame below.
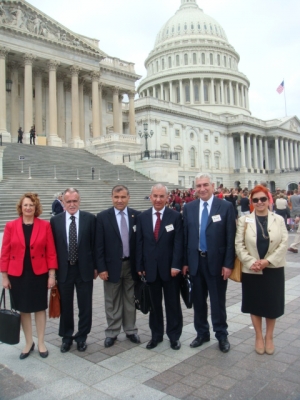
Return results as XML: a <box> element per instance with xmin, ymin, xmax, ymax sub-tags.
<box><xmin>252</xmin><ymin>197</ymin><xmax>268</xmax><ymax>204</ymax></box>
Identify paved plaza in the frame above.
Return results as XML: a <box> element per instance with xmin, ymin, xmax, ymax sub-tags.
<box><xmin>1</xmin><ymin>233</ymin><xmax>300</xmax><ymax>400</ymax></box>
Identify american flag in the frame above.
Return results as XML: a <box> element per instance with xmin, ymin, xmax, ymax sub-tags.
<box><xmin>276</xmin><ymin>81</ymin><xmax>284</xmax><ymax>94</ymax></box>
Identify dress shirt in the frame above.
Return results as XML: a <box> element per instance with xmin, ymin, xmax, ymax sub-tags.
<box><xmin>114</xmin><ymin>207</ymin><xmax>129</xmax><ymax>232</ymax></box>
<box><xmin>152</xmin><ymin>207</ymin><xmax>165</xmax><ymax>230</ymax></box>
<box><xmin>65</xmin><ymin>210</ymin><xmax>79</xmax><ymax>246</ymax></box>
<box><xmin>198</xmin><ymin>196</ymin><xmax>214</xmax><ymax>251</ymax></box>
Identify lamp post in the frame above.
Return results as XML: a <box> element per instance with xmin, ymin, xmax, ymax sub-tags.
<box><xmin>138</xmin><ymin>122</ymin><xmax>153</xmax><ymax>159</ymax></box>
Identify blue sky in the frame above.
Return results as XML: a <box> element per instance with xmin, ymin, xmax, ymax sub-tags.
<box><xmin>27</xmin><ymin>0</ymin><xmax>300</xmax><ymax>121</ymax></box>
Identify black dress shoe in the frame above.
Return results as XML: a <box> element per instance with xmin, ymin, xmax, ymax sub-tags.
<box><xmin>126</xmin><ymin>334</ymin><xmax>141</xmax><ymax>344</ymax></box>
<box><xmin>60</xmin><ymin>342</ymin><xmax>71</xmax><ymax>353</ymax></box>
<box><xmin>77</xmin><ymin>341</ymin><xmax>87</xmax><ymax>352</ymax></box>
<box><xmin>170</xmin><ymin>340</ymin><xmax>181</xmax><ymax>350</ymax></box>
<box><xmin>219</xmin><ymin>338</ymin><xmax>230</xmax><ymax>353</ymax></box>
<box><xmin>190</xmin><ymin>336</ymin><xmax>210</xmax><ymax>348</ymax></box>
<box><xmin>104</xmin><ymin>337</ymin><xmax>117</xmax><ymax>348</ymax></box>
<box><xmin>38</xmin><ymin>349</ymin><xmax>49</xmax><ymax>358</ymax></box>
<box><xmin>146</xmin><ymin>338</ymin><xmax>163</xmax><ymax>350</ymax></box>
<box><xmin>20</xmin><ymin>342</ymin><xmax>35</xmax><ymax>360</ymax></box>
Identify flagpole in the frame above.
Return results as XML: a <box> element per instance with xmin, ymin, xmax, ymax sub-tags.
<box><xmin>283</xmin><ymin>78</ymin><xmax>287</xmax><ymax>116</ymax></box>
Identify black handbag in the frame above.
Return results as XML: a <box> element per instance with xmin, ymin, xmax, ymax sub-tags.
<box><xmin>180</xmin><ymin>274</ymin><xmax>193</xmax><ymax>309</ymax></box>
<box><xmin>0</xmin><ymin>288</ymin><xmax>21</xmax><ymax>345</ymax></box>
<box><xmin>134</xmin><ymin>276</ymin><xmax>154</xmax><ymax>315</ymax></box>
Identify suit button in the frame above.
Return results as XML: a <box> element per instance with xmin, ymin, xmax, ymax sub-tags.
<box><xmin>31</xmin><ymin>246</ymin><xmax>34</xmax><ymax>249</ymax></box>
<box><xmin>32</xmin><ymin>256</ymin><xmax>34</xmax><ymax>259</ymax></box>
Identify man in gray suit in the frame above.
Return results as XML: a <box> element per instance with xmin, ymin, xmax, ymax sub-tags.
<box><xmin>95</xmin><ymin>185</ymin><xmax>140</xmax><ymax>347</ymax></box>
<box><xmin>50</xmin><ymin>188</ymin><xmax>97</xmax><ymax>353</ymax></box>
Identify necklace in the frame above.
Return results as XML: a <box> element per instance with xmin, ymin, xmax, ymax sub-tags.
<box><xmin>255</xmin><ymin>215</ymin><xmax>269</xmax><ymax>239</ymax></box>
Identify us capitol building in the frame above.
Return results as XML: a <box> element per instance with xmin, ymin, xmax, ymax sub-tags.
<box><xmin>0</xmin><ymin>0</ymin><xmax>299</xmax><ymax>189</ymax></box>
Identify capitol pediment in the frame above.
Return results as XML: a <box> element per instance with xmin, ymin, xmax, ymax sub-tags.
<box><xmin>278</xmin><ymin>117</ymin><xmax>300</xmax><ymax>133</ymax></box>
<box><xmin>0</xmin><ymin>0</ymin><xmax>106</xmax><ymax>57</ymax></box>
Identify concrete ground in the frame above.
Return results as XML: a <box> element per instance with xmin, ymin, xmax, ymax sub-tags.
<box><xmin>1</xmin><ymin>233</ymin><xmax>300</xmax><ymax>400</ymax></box>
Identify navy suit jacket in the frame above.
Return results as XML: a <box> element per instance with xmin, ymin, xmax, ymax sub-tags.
<box><xmin>50</xmin><ymin>211</ymin><xmax>96</xmax><ymax>283</ymax></box>
<box><xmin>95</xmin><ymin>207</ymin><xmax>140</xmax><ymax>283</ymax></box>
<box><xmin>136</xmin><ymin>207</ymin><xmax>183</xmax><ymax>283</ymax></box>
<box><xmin>183</xmin><ymin>197</ymin><xmax>236</xmax><ymax>276</ymax></box>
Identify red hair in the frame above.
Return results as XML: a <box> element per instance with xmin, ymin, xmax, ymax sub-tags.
<box><xmin>251</xmin><ymin>185</ymin><xmax>269</xmax><ymax>198</ymax></box>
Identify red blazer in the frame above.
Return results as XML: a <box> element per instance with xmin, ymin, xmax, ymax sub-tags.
<box><xmin>0</xmin><ymin>217</ymin><xmax>58</xmax><ymax>276</ymax></box>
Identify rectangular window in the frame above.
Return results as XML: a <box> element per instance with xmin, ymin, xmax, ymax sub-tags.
<box><xmin>185</xmin><ymin>84</ymin><xmax>190</xmax><ymax>102</ymax></box>
<box><xmin>176</xmin><ymin>55</ymin><xmax>180</xmax><ymax>66</ymax></box>
<box><xmin>201</xmin><ymin>53</ymin><xmax>205</xmax><ymax>64</ymax></box>
<box><xmin>204</xmin><ymin>134</ymin><xmax>209</xmax><ymax>142</ymax></box>
<box><xmin>214</xmin><ymin>137</ymin><xmax>219</xmax><ymax>144</ymax></box>
<box><xmin>176</xmin><ymin>86</ymin><xmax>180</xmax><ymax>103</ymax></box>
<box><xmin>168</xmin><ymin>56</ymin><xmax>172</xmax><ymax>68</ymax></box>
<box><xmin>217</xmin><ymin>54</ymin><xmax>220</xmax><ymax>66</ymax></box>
<box><xmin>184</xmin><ymin>54</ymin><xmax>188</xmax><ymax>65</ymax></box>
<box><xmin>175</xmin><ymin>129</ymin><xmax>180</xmax><ymax>137</ymax></box>
<box><xmin>162</xmin><ymin>59</ymin><xmax>165</xmax><ymax>70</ymax></box>
<box><xmin>210</xmin><ymin>53</ymin><xmax>213</xmax><ymax>65</ymax></box>
<box><xmin>156</xmin><ymin>61</ymin><xmax>159</xmax><ymax>72</ymax></box>
<box><xmin>194</xmin><ymin>84</ymin><xmax>199</xmax><ymax>102</ymax></box>
<box><xmin>162</xmin><ymin>127</ymin><xmax>167</xmax><ymax>136</ymax></box>
<box><xmin>204</xmin><ymin>83</ymin><xmax>208</xmax><ymax>102</ymax></box>
<box><xmin>193</xmin><ymin>53</ymin><xmax>197</xmax><ymax>64</ymax></box>
<box><xmin>107</xmin><ymin>102</ymin><xmax>113</xmax><ymax>112</ymax></box>
<box><xmin>224</xmin><ymin>56</ymin><xmax>227</xmax><ymax>67</ymax></box>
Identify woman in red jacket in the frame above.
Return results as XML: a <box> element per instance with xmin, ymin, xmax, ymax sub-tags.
<box><xmin>0</xmin><ymin>193</ymin><xmax>58</xmax><ymax>360</ymax></box>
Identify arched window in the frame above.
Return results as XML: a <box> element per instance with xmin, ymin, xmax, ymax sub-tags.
<box><xmin>176</xmin><ymin>55</ymin><xmax>180</xmax><ymax>66</ymax></box>
<box><xmin>190</xmin><ymin>147</ymin><xmax>196</xmax><ymax>167</ymax></box>
<box><xmin>162</xmin><ymin>58</ymin><xmax>165</xmax><ymax>70</ymax></box>
<box><xmin>217</xmin><ymin>54</ymin><xmax>220</xmax><ymax>66</ymax></box>
<box><xmin>184</xmin><ymin>53</ymin><xmax>188</xmax><ymax>65</ymax></box>
<box><xmin>224</xmin><ymin>56</ymin><xmax>227</xmax><ymax>67</ymax></box>
<box><xmin>204</xmin><ymin>154</ymin><xmax>210</xmax><ymax>169</ymax></box>
<box><xmin>214</xmin><ymin>152</ymin><xmax>221</xmax><ymax>169</ymax></box>
<box><xmin>193</xmin><ymin>53</ymin><xmax>197</xmax><ymax>64</ymax></box>
<box><xmin>156</xmin><ymin>61</ymin><xmax>159</xmax><ymax>72</ymax></box>
<box><xmin>168</xmin><ymin>56</ymin><xmax>172</xmax><ymax>68</ymax></box>
<box><xmin>201</xmin><ymin>53</ymin><xmax>205</xmax><ymax>64</ymax></box>
<box><xmin>210</xmin><ymin>53</ymin><xmax>213</xmax><ymax>65</ymax></box>
<box><xmin>185</xmin><ymin>84</ymin><xmax>190</xmax><ymax>102</ymax></box>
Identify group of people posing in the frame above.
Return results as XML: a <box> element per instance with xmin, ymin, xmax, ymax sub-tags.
<box><xmin>0</xmin><ymin>173</ymin><xmax>288</xmax><ymax>360</ymax></box>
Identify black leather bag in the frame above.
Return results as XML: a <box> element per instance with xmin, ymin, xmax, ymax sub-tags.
<box><xmin>180</xmin><ymin>274</ymin><xmax>193</xmax><ymax>309</ymax></box>
<box><xmin>0</xmin><ymin>288</ymin><xmax>21</xmax><ymax>345</ymax></box>
<box><xmin>134</xmin><ymin>276</ymin><xmax>154</xmax><ymax>315</ymax></box>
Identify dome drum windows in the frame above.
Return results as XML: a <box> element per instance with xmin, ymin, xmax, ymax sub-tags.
<box><xmin>168</xmin><ymin>56</ymin><xmax>172</xmax><ymax>68</ymax></box>
<box><xmin>176</xmin><ymin>54</ymin><xmax>180</xmax><ymax>66</ymax></box>
<box><xmin>210</xmin><ymin>53</ymin><xmax>213</xmax><ymax>65</ymax></box>
<box><xmin>184</xmin><ymin>53</ymin><xmax>188</xmax><ymax>65</ymax></box>
<box><xmin>162</xmin><ymin>58</ymin><xmax>165</xmax><ymax>70</ymax></box>
<box><xmin>185</xmin><ymin>84</ymin><xmax>190</xmax><ymax>102</ymax></box>
<box><xmin>217</xmin><ymin>54</ymin><xmax>220</xmax><ymax>66</ymax></box>
<box><xmin>193</xmin><ymin>53</ymin><xmax>197</xmax><ymax>65</ymax></box>
<box><xmin>201</xmin><ymin>53</ymin><xmax>205</xmax><ymax>64</ymax></box>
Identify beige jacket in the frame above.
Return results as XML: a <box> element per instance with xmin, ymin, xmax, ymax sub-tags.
<box><xmin>235</xmin><ymin>211</ymin><xmax>288</xmax><ymax>275</ymax></box>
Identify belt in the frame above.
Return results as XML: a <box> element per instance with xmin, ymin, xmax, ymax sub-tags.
<box><xmin>121</xmin><ymin>256</ymin><xmax>130</xmax><ymax>261</ymax></box>
<box><xmin>68</xmin><ymin>260</ymin><xmax>78</xmax><ymax>265</ymax></box>
<box><xmin>198</xmin><ymin>251</ymin><xmax>207</xmax><ymax>257</ymax></box>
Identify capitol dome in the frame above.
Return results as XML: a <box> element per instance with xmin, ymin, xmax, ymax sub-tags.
<box><xmin>137</xmin><ymin>0</ymin><xmax>251</xmax><ymax>116</ymax></box>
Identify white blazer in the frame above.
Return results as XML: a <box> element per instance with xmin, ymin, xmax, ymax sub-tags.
<box><xmin>235</xmin><ymin>211</ymin><xmax>288</xmax><ymax>275</ymax></box>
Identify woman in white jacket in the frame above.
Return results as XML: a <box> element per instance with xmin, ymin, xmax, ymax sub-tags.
<box><xmin>235</xmin><ymin>185</ymin><xmax>288</xmax><ymax>355</ymax></box>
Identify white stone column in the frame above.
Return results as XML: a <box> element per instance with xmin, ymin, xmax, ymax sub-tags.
<box><xmin>247</xmin><ymin>134</ymin><xmax>252</xmax><ymax>170</ymax></box>
<box><xmin>69</xmin><ymin>65</ymin><xmax>84</xmax><ymax>148</ymax></box>
<box><xmin>57</xmin><ymin>73</ymin><xmax>65</xmax><ymax>142</ymax></box>
<box><xmin>210</xmin><ymin>78</ymin><xmax>214</xmax><ymax>104</ymax></box>
<box><xmin>280</xmin><ymin>138</ymin><xmax>285</xmax><ymax>170</ymax></box>
<box><xmin>147</xmin><ymin>88</ymin><xmax>150</xmax><ymax>97</ymax></box>
<box><xmin>236</xmin><ymin>82</ymin><xmax>240</xmax><ymax>106</ymax></box>
<box><xmin>128</xmin><ymin>91</ymin><xmax>135</xmax><ymax>135</ymax></box>
<box><xmin>34</xmin><ymin>68</ymin><xmax>43</xmax><ymax>140</ymax></box>
<box><xmin>200</xmin><ymin>78</ymin><xmax>204</xmax><ymax>104</ymax></box>
<box><xmin>240</xmin><ymin>132</ymin><xmax>246</xmax><ymax>171</ymax></box>
<box><xmin>228</xmin><ymin>133</ymin><xmax>235</xmax><ymax>171</ymax></box>
<box><xmin>0</xmin><ymin>48</ymin><xmax>10</xmax><ymax>141</ymax></box>
<box><xmin>220</xmin><ymin>79</ymin><xmax>224</xmax><ymax>105</ymax></box>
<box><xmin>253</xmin><ymin>135</ymin><xmax>258</xmax><ymax>169</ymax></box>
<box><xmin>275</xmin><ymin>137</ymin><xmax>280</xmax><ymax>171</ymax></box>
<box><xmin>290</xmin><ymin>140</ymin><xmax>295</xmax><ymax>169</ymax></box>
<box><xmin>119</xmin><ymin>94</ymin><xmax>123</xmax><ymax>134</ymax></box>
<box><xmin>294</xmin><ymin>141</ymin><xmax>299</xmax><ymax>169</ymax></box>
<box><xmin>91</xmin><ymin>71</ymin><xmax>100</xmax><ymax>138</ymax></box>
<box><xmin>99</xmin><ymin>83</ymin><xmax>103</xmax><ymax>136</ymax></box>
<box><xmin>169</xmin><ymin>81</ymin><xmax>173</xmax><ymax>102</ymax></box>
<box><xmin>241</xmin><ymin>86</ymin><xmax>245</xmax><ymax>108</ymax></box>
<box><xmin>23</xmin><ymin>53</ymin><xmax>35</xmax><ymax>143</ymax></box>
<box><xmin>47</xmin><ymin>60</ymin><xmax>62</xmax><ymax>147</ymax></box>
<box><xmin>9</xmin><ymin>62</ymin><xmax>20</xmax><ymax>142</ymax></box>
<box><xmin>258</xmin><ymin>136</ymin><xmax>263</xmax><ymax>170</ymax></box>
<box><xmin>245</xmin><ymin>87</ymin><xmax>249</xmax><ymax>109</ymax></box>
<box><xmin>113</xmin><ymin>87</ymin><xmax>119</xmax><ymax>133</ymax></box>
<box><xmin>179</xmin><ymin>79</ymin><xmax>183</xmax><ymax>104</ymax></box>
<box><xmin>190</xmin><ymin>78</ymin><xmax>194</xmax><ymax>104</ymax></box>
<box><xmin>78</xmin><ymin>77</ymin><xmax>85</xmax><ymax>141</ymax></box>
<box><xmin>285</xmin><ymin>139</ymin><xmax>290</xmax><ymax>169</ymax></box>
<box><xmin>264</xmin><ymin>138</ymin><xmax>269</xmax><ymax>170</ymax></box>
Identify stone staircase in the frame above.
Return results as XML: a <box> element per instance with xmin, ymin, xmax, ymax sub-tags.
<box><xmin>0</xmin><ymin>144</ymin><xmax>177</xmax><ymax>231</ymax></box>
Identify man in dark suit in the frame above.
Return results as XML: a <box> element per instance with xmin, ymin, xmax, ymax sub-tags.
<box><xmin>183</xmin><ymin>173</ymin><xmax>236</xmax><ymax>353</ymax></box>
<box><xmin>95</xmin><ymin>185</ymin><xmax>140</xmax><ymax>347</ymax></box>
<box><xmin>136</xmin><ymin>183</ymin><xmax>183</xmax><ymax>350</ymax></box>
<box><xmin>50</xmin><ymin>188</ymin><xmax>97</xmax><ymax>353</ymax></box>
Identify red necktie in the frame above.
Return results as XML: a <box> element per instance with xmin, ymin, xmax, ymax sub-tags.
<box><xmin>154</xmin><ymin>212</ymin><xmax>161</xmax><ymax>241</ymax></box>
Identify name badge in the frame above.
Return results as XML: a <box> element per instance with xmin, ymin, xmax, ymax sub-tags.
<box><xmin>212</xmin><ymin>215</ymin><xmax>221</xmax><ymax>222</ymax></box>
<box><xmin>166</xmin><ymin>224</ymin><xmax>174</xmax><ymax>232</ymax></box>
<box><xmin>245</xmin><ymin>217</ymin><xmax>254</xmax><ymax>223</ymax></box>
<box><xmin>132</xmin><ymin>225</ymin><xmax>136</xmax><ymax>232</ymax></box>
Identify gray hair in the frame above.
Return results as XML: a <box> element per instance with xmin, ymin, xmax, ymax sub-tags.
<box><xmin>195</xmin><ymin>173</ymin><xmax>213</xmax><ymax>184</ymax></box>
<box><xmin>150</xmin><ymin>183</ymin><xmax>168</xmax><ymax>195</ymax></box>
<box><xmin>63</xmin><ymin>188</ymin><xmax>80</xmax><ymax>200</ymax></box>
<box><xmin>111</xmin><ymin>185</ymin><xmax>130</xmax><ymax>195</ymax></box>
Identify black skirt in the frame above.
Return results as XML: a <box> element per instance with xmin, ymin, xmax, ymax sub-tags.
<box><xmin>9</xmin><ymin>224</ymin><xmax>48</xmax><ymax>313</ymax></box>
<box><xmin>241</xmin><ymin>267</ymin><xmax>284</xmax><ymax>319</ymax></box>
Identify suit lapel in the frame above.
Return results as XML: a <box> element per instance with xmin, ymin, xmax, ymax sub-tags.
<box><xmin>247</xmin><ymin>212</ymin><xmax>257</xmax><ymax>235</ymax></box>
<box><xmin>59</xmin><ymin>212</ymin><xmax>68</xmax><ymax>247</ymax></box>
<box><xmin>108</xmin><ymin>207</ymin><xmax>121</xmax><ymax>240</ymax></box>
<box><xmin>16</xmin><ymin>217</ymin><xmax>25</xmax><ymax>247</ymax></box>
<box><xmin>30</xmin><ymin>217</ymin><xmax>40</xmax><ymax>245</ymax></box>
<box><xmin>77</xmin><ymin>211</ymin><xmax>84</xmax><ymax>246</ymax></box>
<box><xmin>128</xmin><ymin>208</ymin><xmax>135</xmax><ymax>240</ymax></box>
<box><xmin>206</xmin><ymin>197</ymin><xmax>221</xmax><ymax>229</ymax></box>
<box><xmin>157</xmin><ymin>208</ymin><xmax>172</xmax><ymax>242</ymax></box>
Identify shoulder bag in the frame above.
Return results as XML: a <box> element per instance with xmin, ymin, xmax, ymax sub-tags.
<box><xmin>49</xmin><ymin>284</ymin><xmax>61</xmax><ymax>318</ymax></box>
<box><xmin>0</xmin><ymin>288</ymin><xmax>21</xmax><ymax>345</ymax></box>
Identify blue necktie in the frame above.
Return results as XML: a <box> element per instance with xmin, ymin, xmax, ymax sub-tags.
<box><xmin>199</xmin><ymin>202</ymin><xmax>208</xmax><ymax>251</ymax></box>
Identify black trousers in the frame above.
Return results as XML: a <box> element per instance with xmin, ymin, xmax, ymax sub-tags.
<box><xmin>191</xmin><ymin>254</ymin><xmax>228</xmax><ymax>340</ymax></box>
<box><xmin>58</xmin><ymin>263</ymin><xmax>93</xmax><ymax>344</ymax></box>
<box><xmin>149</xmin><ymin>272</ymin><xmax>182</xmax><ymax>342</ymax></box>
